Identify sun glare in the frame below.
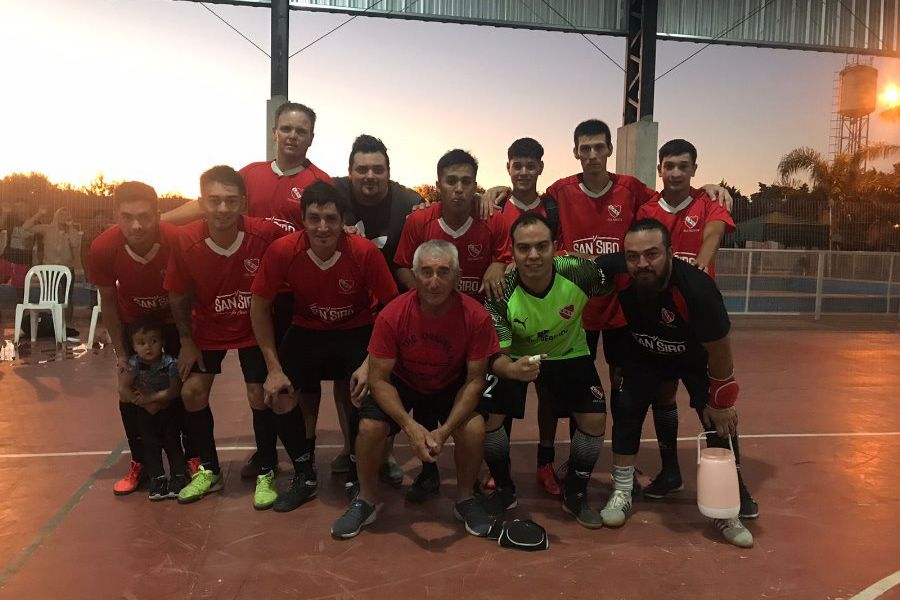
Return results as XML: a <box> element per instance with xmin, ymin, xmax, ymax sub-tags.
<box><xmin>879</xmin><ymin>83</ymin><xmax>900</xmax><ymax>108</ymax></box>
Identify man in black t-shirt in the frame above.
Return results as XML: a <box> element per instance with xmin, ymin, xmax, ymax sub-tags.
<box><xmin>332</xmin><ymin>134</ymin><xmax>424</xmax><ymax>284</ymax></box>
<box><xmin>331</xmin><ymin>135</ymin><xmax>425</xmax><ymax>490</ymax></box>
<box><xmin>596</xmin><ymin>218</ymin><xmax>756</xmax><ymax>548</ymax></box>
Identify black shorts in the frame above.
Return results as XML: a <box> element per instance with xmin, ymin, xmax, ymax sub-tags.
<box><xmin>272</xmin><ymin>292</ymin><xmax>294</xmax><ymax>345</ymax></box>
<box><xmin>278</xmin><ymin>325</ymin><xmax>372</xmax><ymax>393</ymax></box>
<box><xmin>612</xmin><ymin>360</ymin><xmax>709</xmax><ymax>455</ymax></box>
<box><xmin>481</xmin><ymin>355</ymin><xmax>607</xmax><ymax>419</ymax></box>
<box><xmin>192</xmin><ymin>346</ymin><xmax>268</xmax><ymax>383</ymax></box>
<box><xmin>358</xmin><ymin>375</ymin><xmax>470</xmax><ymax>437</ymax></box>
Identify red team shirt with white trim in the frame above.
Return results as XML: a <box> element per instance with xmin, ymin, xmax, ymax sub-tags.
<box><xmin>637</xmin><ymin>188</ymin><xmax>735</xmax><ymax>278</ymax></box>
<box><xmin>239</xmin><ymin>160</ymin><xmax>333</xmax><ymax>231</ymax></box>
<box><xmin>499</xmin><ymin>193</ymin><xmax>548</xmax><ymax>249</ymax></box>
<box><xmin>367</xmin><ymin>290</ymin><xmax>500</xmax><ymax>395</ymax></box>
<box><xmin>251</xmin><ymin>231</ymin><xmax>399</xmax><ymax>330</ymax></box>
<box><xmin>549</xmin><ymin>173</ymin><xmax>654</xmax><ymax>330</ymax></box>
<box><xmin>393</xmin><ymin>203</ymin><xmax>511</xmax><ymax>299</ymax></box>
<box><xmin>88</xmin><ymin>221</ymin><xmax>180</xmax><ymax>323</ymax></box>
<box><xmin>164</xmin><ymin>216</ymin><xmax>287</xmax><ymax>350</ymax></box>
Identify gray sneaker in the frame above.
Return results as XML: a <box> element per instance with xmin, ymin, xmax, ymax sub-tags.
<box><xmin>562</xmin><ymin>491</ymin><xmax>603</xmax><ymax>529</ymax></box>
<box><xmin>600</xmin><ymin>489</ymin><xmax>633</xmax><ymax>527</ymax></box>
<box><xmin>716</xmin><ymin>517</ymin><xmax>754</xmax><ymax>548</ymax></box>
<box><xmin>453</xmin><ymin>497</ymin><xmax>494</xmax><ymax>537</ymax></box>
<box><xmin>331</xmin><ymin>499</ymin><xmax>376</xmax><ymax>539</ymax></box>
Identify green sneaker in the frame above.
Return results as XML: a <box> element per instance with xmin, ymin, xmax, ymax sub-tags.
<box><xmin>254</xmin><ymin>470</ymin><xmax>277</xmax><ymax>510</ymax></box>
<box><xmin>177</xmin><ymin>466</ymin><xmax>223</xmax><ymax>504</ymax></box>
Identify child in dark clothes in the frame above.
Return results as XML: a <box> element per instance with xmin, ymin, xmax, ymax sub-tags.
<box><xmin>119</xmin><ymin>317</ymin><xmax>186</xmax><ymax>500</ymax></box>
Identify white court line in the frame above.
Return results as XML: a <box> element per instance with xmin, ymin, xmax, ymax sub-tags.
<box><xmin>849</xmin><ymin>570</ymin><xmax>900</xmax><ymax>600</ymax></box>
<box><xmin>1</xmin><ymin>431</ymin><xmax>898</xmax><ymax>460</ymax></box>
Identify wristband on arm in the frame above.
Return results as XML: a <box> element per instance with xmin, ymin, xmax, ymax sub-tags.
<box><xmin>708</xmin><ymin>372</ymin><xmax>739</xmax><ymax>409</ymax></box>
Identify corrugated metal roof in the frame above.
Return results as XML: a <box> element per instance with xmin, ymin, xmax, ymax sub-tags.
<box><xmin>192</xmin><ymin>0</ymin><xmax>900</xmax><ymax>56</ymax></box>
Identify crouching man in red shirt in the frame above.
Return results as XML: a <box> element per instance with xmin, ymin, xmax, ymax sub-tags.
<box><xmin>331</xmin><ymin>240</ymin><xmax>499</xmax><ymax>539</ymax></box>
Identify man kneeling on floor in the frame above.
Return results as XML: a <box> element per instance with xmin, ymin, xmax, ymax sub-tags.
<box><xmin>331</xmin><ymin>240</ymin><xmax>499</xmax><ymax>539</ymax></box>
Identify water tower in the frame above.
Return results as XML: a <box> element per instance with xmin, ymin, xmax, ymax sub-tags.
<box><xmin>829</xmin><ymin>56</ymin><xmax>878</xmax><ymax>160</ymax></box>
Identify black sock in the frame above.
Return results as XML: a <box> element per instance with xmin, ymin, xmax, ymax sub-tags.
<box><xmin>252</xmin><ymin>408</ymin><xmax>278</xmax><ymax>474</ymax></box>
<box><xmin>421</xmin><ymin>461</ymin><xmax>439</xmax><ymax>477</ymax></box>
<box><xmin>306</xmin><ymin>435</ymin><xmax>317</xmax><ymax>481</ymax></box>
<box><xmin>348</xmin><ymin>454</ymin><xmax>358</xmax><ymax>483</ymax></box>
<box><xmin>652</xmin><ymin>404</ymin><xmax>680</xmax><ymax>473</ymax></box>
<box><xmin>119</xmin><ymin>403</ymin><xmax>145</xmax><ymax>465</ymax></box>
<box><xmin>503</xmin><ymin>415</ymin><xmax>513</xmax><ymax>437</ymax></box>
<box><xmin>159</xmin><ymin>407</ymin><xmax>186</xmax><ymax>476</ymax></box>
<box><xmin>172</xmin><ymin>399</ymin><xmax>196</xmax><ymax>459</ymax></box>
<box><xmin>537</xmin><ymin>444</ymin><xmax>555</xmax><ymax>467</ymax></box>
<box><xmin>274</xmin><ymin>406</ymin><xmax>310</xmax><ymax>477</ymax></box>
<box><xmin>565</xmin><ymin>428</ymin><xmax>603</xmax><ymax>498</ymax></box>
<box><xmin>184</xmin><ymin>406</ymin><xmax>219</xmax><ymax>473</ymax></box>
<box><xmin>135</xmin><ymin>408</ymin><xmax>164</xmax><ymax>478</ymax></box>
<box><xmin>484</xmin><ymin>426</ymin><xmax>514</xmax><ymax>490</ymax></box>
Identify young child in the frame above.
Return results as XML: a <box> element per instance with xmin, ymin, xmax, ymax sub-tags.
<box><xmin>119</xmin><ymin>317</ymin><xmax>186</xmax><ymax>500</ymax></box>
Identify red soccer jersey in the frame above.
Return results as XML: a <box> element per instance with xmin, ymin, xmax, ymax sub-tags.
<box><xmin>637</xmin><ymin>188</ymin><xmax>736</xmax><ymax>278</ymax></box>
<box><xmin>549</xmin><ymin>173</ymin><xmax>654</xmax><ymax>330</ymax></box>
<box><xmin>393</xmin><ymin>203</ymin><xmax>511</xmax><ymax>299</ymax></box>
<box><xmin>252</xmin><ymin>231</ymin><xmax>398</xmax><ymax>330</ymax></box>
<box><xmin>164</xmin><ymin>216</ymin><xmax>286</xmax><ymax>350</ymax></box>
<box><xmin>499</xmin><ymin>193</ymin><xmax>548</xmax><ymax>251</ymax></box>
<box><xmin>88</xmin><ymin>222</ymin><xmax>180</xmax><ymax>323</ymax></box>
<box><xmin>368</xmin><ymin>290</ymin><xmax>500</xmax><ymax>394</ymax></box>
<box><xmin>239</xmin><ymin>160</ymin><xmax>333</xmax><ymax>232</ymax></box>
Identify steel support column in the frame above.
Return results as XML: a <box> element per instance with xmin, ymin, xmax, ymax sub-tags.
<box><xmin>267</xmin><ymin>0</ymin><xmax>290</xmax><ymax>160</ymax></box>
<box><xmin>623</xmin><ymin>0</ymin><xmax>657</xmax><ymax>124</ymax></box>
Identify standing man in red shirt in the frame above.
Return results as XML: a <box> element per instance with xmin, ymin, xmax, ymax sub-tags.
<box><xmin>391</xmin><ymin>149</ymin><xmax>510</xmax><ymax>501</ymax></box>
<box><xmin>88</xmin><ymin>182</ymin><xmax>198</xmax><ymax>495</ymax></box>
<box><xmin>250</xmin><ymin>181</ymin><xmax>399</xmax><ymax>512</ymax></box>
<box><xmin>164</xmin><ymin>166</ymin><xmax>289</xmax><ymax>506</ymax></box>
<box><xmin>331</xmin><ymin>240</ymin><xmax>498</xmax><ymax>539</ymax></box>
<box><xmin>633</xmin><ymin>140</ymin><xmax>755</xmax><ymax>521</ymax></box>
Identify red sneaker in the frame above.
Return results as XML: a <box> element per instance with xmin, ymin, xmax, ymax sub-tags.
<box><xmin>536</xmin><ymin>463</ymin><xmax>561</xmax><ymax>496</ymax></box>
<box><xmin>113</xmin><ymin>460</ymin><xmax>146</xmax><ymax>495</ymax></box>
<box><xmin>484</xmin><ymin>477</ymin><xmax>496</xmax><ymax>490</ymax></box>
<box><xmin>187</xmin><ymin>457</ymin><xmax>202</xmax><ymax>477</ymax></box>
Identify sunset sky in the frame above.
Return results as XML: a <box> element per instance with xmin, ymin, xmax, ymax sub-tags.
<box><xmin>2</xmin><ymin>0</ymin><xmax>898</xmax><ymax>199</ymax></box>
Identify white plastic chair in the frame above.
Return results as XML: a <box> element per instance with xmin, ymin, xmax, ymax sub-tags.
<box><xmin>87</xmin><ymin>288</ymin><xmax>102</xmax><ymax>348</ymax></box>
<box><xmin>14</xmin><ymin>265</ymin><xmax>72</xmax><ymax>344</ymax></box>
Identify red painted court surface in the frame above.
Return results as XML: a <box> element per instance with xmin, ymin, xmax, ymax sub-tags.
<box><xmin>0</xmin><ymin>316</ymin><xmax>898</xmax><ymax>600</ymax></box>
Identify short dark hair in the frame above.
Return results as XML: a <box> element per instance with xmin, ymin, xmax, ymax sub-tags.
<box><xmin>127</xmin><ymin>315</ymin><xmax>166</xmax><ymax>342</ymax></box>
<box><xmin>274</xmin><ymin>101</ymin><xmax>317</xmax><ymax>130</ymax></box>
<box><xmin>507</xmin><ymin>137</ymin><xmax>544</xmax><ymax>161</ymax></box>
<box><xmin>658</xmin><ymin>138</ymin><xmax>698</xmax><ymax>164</ymax></box>
<box><xmin>113</xmin><ymin>181</ymin><xmax>158</xmax><ymax>209</ymax></box>
<box><xmin>349</xmin><ymin>134</ymin><xmax>390</xmax><ymax>170</ymax></box>
<box><xmin>573</xmin><ymin>119</ymin><xmax>612</xmax><ymax>148</ymax></box>
<box><xmin>200</xmin><ymin>165</ymin><xmax>246</xmax><ymax>197</ymax></box>
<box><xmin>437</xmin><ymin>149</ymin><xmax>478</xmax><ymax>180</ymax></box>
<box><xmin>627</xmin><ymin>218</ymin><xmax>672</xmax><ymax>249</ymax></box>
<box><xmin>510</xmin><ymin>212</ymin><xmax>555</xmax><ymax>242</ymax></box>
<box><xmin>301</xmin><ymin>180</ymin><xmax>350</xmax><ymax>220</ymax></box>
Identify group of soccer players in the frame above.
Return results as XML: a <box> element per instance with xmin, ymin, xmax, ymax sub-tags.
<box><xmin>89</xmin><ymin>101</ymin><xmax>758</xmax><ymax>549</ymax></box>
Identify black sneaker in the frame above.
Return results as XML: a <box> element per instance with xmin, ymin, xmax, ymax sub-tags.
<box><xmin>643</xmin><ymin>470</ymin><xmax>684</xmax><ymax>499</ymax></box>
<box><xmin>739</xmin><ymin>483</ymin><xmax>759</xmax><ymax>519</ymax></box>
<box><xmin>344</xmin><ymin>480</ymin><xmax>360</xmax><ymax>501</ymax></box>
<box><xmin>273</xmin><ymin>475</ymin><xmax>318</xmax><ymax>512</ymax></box>
<box><xmin>405</xmin><ymin>468</ymin><xmax>440</xmax><ymax>503</ymax></box>
<box><xmin>562</xmin><ymin>490</ymin><xmax>604</xmax><ymax>529</ymax></box>
<box><xmin>65</xmin><ymin>327</ymin><xmax>80</xmax><ymax>342</ymax></box>
<box><xmin>484</xmin><ymin>486</ymin><xmax>517</xmax><ymax>517</ymax></box>
<box><xmin>168</xmin><ymin>473</ymin><xmax>188</xmax><ymax>498</ymax></box>
<box><xmin>331</xmin><ymin>499</ymin><xmax>376</xmax><ymax>539</ymax></box>
<box><xmin>453</xmin><ymin>496</ymin><xmax>494</xmax><ymax>537</ymax></box>
<box><xmin>149</xmin><ymin>476</ymin><xmax>169</xmax><ymax>501</ymax></box>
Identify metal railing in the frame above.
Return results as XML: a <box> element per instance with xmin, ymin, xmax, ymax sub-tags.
<box><xmin>716</xmin><ymin>249</ymin><xmax>900</xmax><ymax>318</ymax></box>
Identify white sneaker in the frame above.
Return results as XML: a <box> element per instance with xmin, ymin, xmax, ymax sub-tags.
<box><xmin>715</xmin><ymin>517</ymin><xmax>754</xmax><ymax>548</ymax></box>
<box><xmin>600</xmin><ymin>489</ymin><xmax>632</xmax><ymax>527</ymax></box>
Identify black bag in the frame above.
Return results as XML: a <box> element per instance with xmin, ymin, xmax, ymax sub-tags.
<box><xmin>487</xmin><ymin>519</ymin><xmax>549</xmax><ymax>551</ymax></box>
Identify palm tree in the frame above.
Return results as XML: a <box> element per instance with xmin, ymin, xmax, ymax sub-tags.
<box><xmin>777</xmin><ymin>143</ymin><xmax>900</xmax><ymax>248</ymax></box>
